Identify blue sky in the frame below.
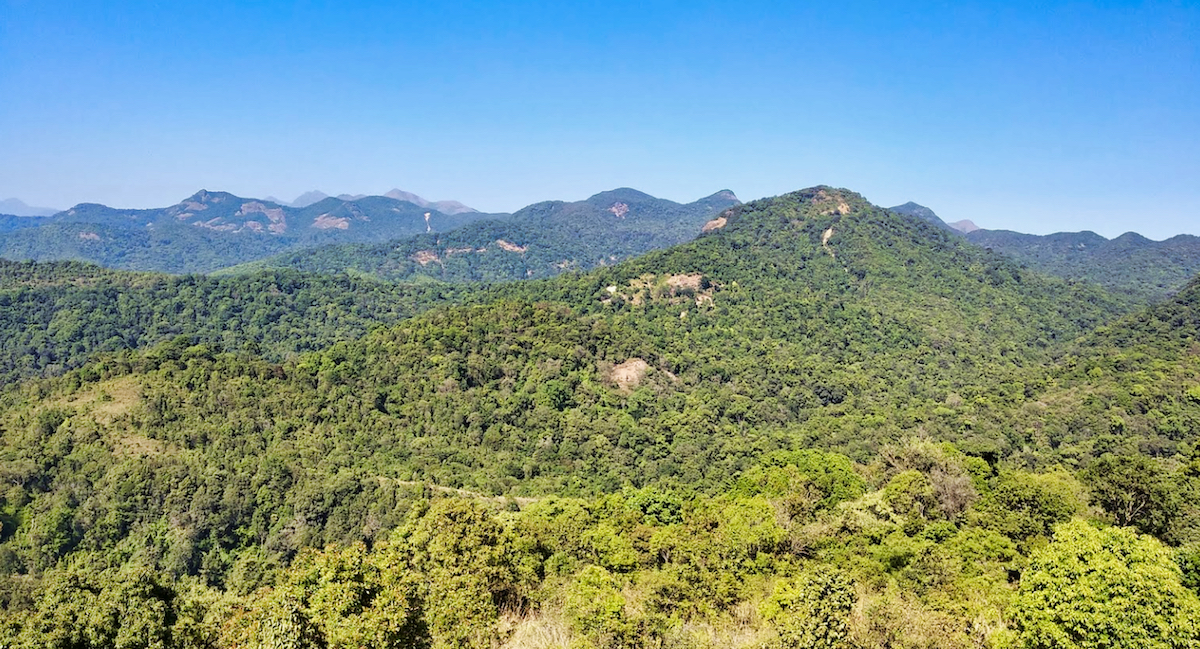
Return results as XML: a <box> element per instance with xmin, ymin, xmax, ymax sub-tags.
<box><xmin>1</xmin><ymin>0</ymin><xmax>1196</xmax><ymax>238</ymax></box>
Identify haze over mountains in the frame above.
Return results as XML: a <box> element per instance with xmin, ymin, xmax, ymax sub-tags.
<box><xmin>264</xmin><ymin>189</ymin><xmax>480</xmax><ymax>214</ymax></box>
<box><xmin>230</xmin><ymin>188</ymin><xmax>742</xmax><ymax>283</ymax></box>
<box><xmin>0</xmin><ymin>197</ymin><xmax>59</xmax><ymax>217</ymax></box>
<box><xmin>0</xmin><ymin>187</ymin><xmax>738</xmax><ymax>279</ymax></box>
<box><xmin>0</xmin><ymin>189</ymin><xmax>499</xmax><ymax>273</ymax></box>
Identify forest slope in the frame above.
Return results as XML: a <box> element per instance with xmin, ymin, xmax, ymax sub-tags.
<box><xmin>0</xmin><ymin>186</ymin><xmax>1132</xmax><ymax>562</ymax></box>
<box><xmin>0</xmin><ymin>260</ymin><xmax>470</xmax><ymax>386</ymax></box>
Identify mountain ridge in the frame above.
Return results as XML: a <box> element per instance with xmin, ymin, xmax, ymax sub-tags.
<box><xmin>0</xmin><ymin>189</ymin><xmax>498</xmax><ymax>273</ymax></box>
<box><xmin>228</xmin><ymin>188</ymin><xmax>741</xmax><ymax>282</ymax></box>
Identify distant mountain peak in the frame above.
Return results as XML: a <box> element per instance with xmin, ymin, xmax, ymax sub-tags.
<box><xmin>888</xmin><ymin>201</ymin><xmax>956</xmax><ymax>232</ymax></box>
<box><xmin>891</xmin><ymin>201</ymin><xmax>936</xmax><ymax>218</ymax></box>
<box><xmin>587</xmin><ymin>188</ymin><xmax>658</xmax><ymax>205</ymax></box>
<box><xmin>292</xmin><ymin>190</ymin><xmax>330</xmax><ymax>208</ymax></box>
<box><xmin>383</xmin><ymin>189</ymin><xmax>477</xmax><ymax>215</ymax></box>
<box><xmin>0</xmin><ymin>197</ymin><xmax>60</xmax><ymax>217</ymax></box>
<box><xmin>949</xmin><ymin>219</ymin><xmax>980</xmax><ymax>233</ymax></box>
<box><xmin>184</xmin><ymin>189</ymin><xmax>238</xmax><ymax>205</ymax></box>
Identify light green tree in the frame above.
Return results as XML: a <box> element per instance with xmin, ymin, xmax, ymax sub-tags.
<box><xmin>1011</xmin><ymin>520</ymin><xmax>1200</xmax><ymax>649</ymax></box>
<box><xmin>761</xmin><ymin>569</ymin><xmax>856</xmax><ymax>649</ymax></box>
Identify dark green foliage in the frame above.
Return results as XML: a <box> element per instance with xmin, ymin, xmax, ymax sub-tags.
<box><xmin>966</xmin><ymin>228</ymin><xmax>1200</xmax><ymax>302</ymax></box>
<box><xmin>0</xmin><ymin>215</ymin><xmax>44</xmax><ymax>233</ymax></box>
<box><xmin>1083</xmin><ymin>454</ymin><xmax>1181</xmax><ymax>541</ymax></box>
<box><xmin>0</xmin><ymin>259</ymin><xmax>470</xmax><ymax>386</ymax></box>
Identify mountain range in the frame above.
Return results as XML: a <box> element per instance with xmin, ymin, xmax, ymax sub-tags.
<box><xmin>226</xmin><ymin>188</ymin><xmax>741</xmax><ymax>283</ymax></box>
<box><xmin>1</xmin><ymin>185</ymin><xmax>1198</xmax><ymax>647</ymax></box>
<box><xmin>890</xmin><ymin>201</ymin><xmax>1200</xmax><ymax>300</ymax></box>
<box><xmin>0</xmin><ymin>187</ymin><xmax>739</xmax><ymax>277</ymax></box>
<box><xmin>0</xmin><ymin>190</ymin><xmax>499</xmax><ymax>273</ymax></box>
<box><xmin>2</xmin><ymin>190</ymin><xmax>1197</xmax><ymax>303</ymax></box>
<box><xmin>264</xmin><ymin>188</ymin><xmax>479</xmax><ymax>214</ymax></box>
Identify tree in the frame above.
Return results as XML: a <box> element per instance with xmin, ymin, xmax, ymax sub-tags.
<box><xmin>1010</xmin><ymin>520</ymin><xmax>1200</xmax><ymax>649</ymax></box>
<box><xmin>1083</xmin><ymin>454</ymin><xmax>1180</xmax><ymax>542</ymax></box>
<box><xmin>761</xmin><ymin>569</ymin><xmax>856</xmax><ymax>649</ymax></box>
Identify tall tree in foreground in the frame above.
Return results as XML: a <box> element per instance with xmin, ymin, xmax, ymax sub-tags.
<box><xmin>1010</xmin><ymin>520</ymin><xmax>1200</xmax><ymax>649</ymax></box>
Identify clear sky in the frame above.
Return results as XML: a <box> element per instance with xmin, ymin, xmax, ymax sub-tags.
<box><xmin>1</xmin><ymin>0</ymin><xmax>1197</xmax><ymax>239</ymax></box>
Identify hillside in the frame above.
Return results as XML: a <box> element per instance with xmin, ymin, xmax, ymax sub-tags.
<box><xmin>0</xmin><ymin>215</ymin><xmax>45</xmax><ymax>233</ymax></box>
<box><xmin>0</xmin><ymin>259</ymin><xmax>472</xmax><ymax>386</ymax></box>
<box><xmin>4</xmin><ymin>187</ymin><xmax>1197</xmax><ymax>649</ymax></box>
<box><xmin>0</xmin><ymin>190</ymin><xmax>497</xmax><ymax>273</ymax></box>
<box><xmin>994</xmin><ymin>275</ymin><xmax>1200</xmax><ymax>469</ymax></box>
<box><xmin>0</xmin><ymin>185</ymin><xmax>1130</xmax><ymax>515</ymax></box>
<box><xmin>965</xmin><ymin>228</ymin><xmax>1200</xmax><ymax>301</ymax></box>
<box><xmin>228</xmin><ymin>188</ymin><xmax>742</xmax><ymax>282</ymax></box>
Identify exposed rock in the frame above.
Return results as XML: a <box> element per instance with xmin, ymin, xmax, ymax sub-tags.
<box><xmin>496</xmin><ymin>239</ymin><xmax>527</xmax><ymax>253</ymax></box>
<box><xmin>411</xmin><ymin>250</ymin><xmax>440</xmax><ymax>265</ymax></box>
<box><xmin>312</xmin><ymin>214</ymin><xmax>350</xmax><ymax>230</ymax></box>
<box><xmin>237</xmin><ymin>202</ymin><xmax>287</xmax><ymax>234</ymax></box>
<box><xmin>609</xmin><ymin>358</ymin><xmax>650</xmax><ymax>392</ymax></box>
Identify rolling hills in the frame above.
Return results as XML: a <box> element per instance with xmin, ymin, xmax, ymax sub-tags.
<box><xmin>890</xmin><ymin>201</ymin><xmax>1200</xmax><ymax>301</ymax></box>
<box><xmin>226</xmin><ymin>188</ymin><xmax>742</xmax><ymax>282</ymax></box>
<box><xmin>1</xmin><ymin>186</ymin><xmax>1197</xmax><ymax>648</ymax></box>
<box><xmin>965</xmin><ymin>228</ymin><xmax>1200</xmax><ymax>301</ymax></box>
<box><xmin>0</xmin><ymin>190</ymin><xmax>499</xmax><ymax>273</ymax></box>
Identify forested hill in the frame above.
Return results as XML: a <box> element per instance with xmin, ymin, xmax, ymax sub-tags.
<box><xmin>963</xmin><ymin>228</ymin><xmax>1200</xmax><ymax>301</ymax></box>
<box><xmin>223</xmin><ymin>188</ymin><xmax>741</xmax><ymax>282</ymax></box>
<box><xmin>0</xmin><ymin>190</ymin><xmax>498</xmax><ymax>273</ymax></box>
<box><xmin>0</xmin><ymin>259</ymin><xmax>473</xmax><ymax>386</ymax></box>
<box><xmin>0</xmin><ymin>215</ymin><xmax>45</xmax><ymax>233</ymax></box>
<box><xmin>1007</xmin><ymin>274</ymin><xmax>1200</xmax><ymax>469</ymax></box>
<box><xmin>3</xmin><ymin>186</ymin><xmax>1199</xmax><ymax>648</ymax></box>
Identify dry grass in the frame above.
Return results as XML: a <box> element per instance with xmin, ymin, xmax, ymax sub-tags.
<box><xmin>499</xmin><ymin>609</ymin><xmax>572</xmax><ymax>649</ymax></box>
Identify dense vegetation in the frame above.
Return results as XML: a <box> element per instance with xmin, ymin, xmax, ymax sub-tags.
<box><xmin>227</xmin><ymin>188</ymin><xmax>740</xmax><ymax>283</ymax></box>
<box><xmin>1</xmin><ymin>187</ymin><xmax>1198</xmax><ymax>647</ymax></box>
<box><xmin>964</xmin><ymin>229</ymin><xmax>1200</xmax><ymax>302</ymax></box>
<box><xmin>0</xmin><ymin>215</ymin><xmax>44</xmax><ymax>233</ymax></box>
<box><xmin>0</xmin><ymin>259</ymin><xmax>472</xmax><ymax>386</ymax></box>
